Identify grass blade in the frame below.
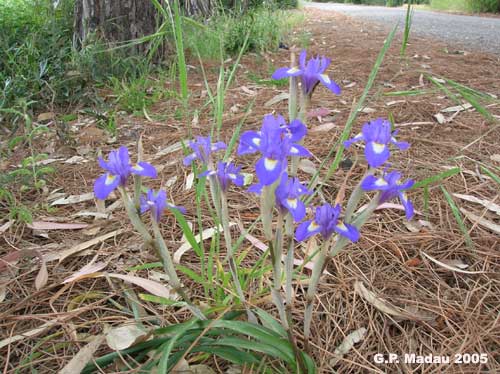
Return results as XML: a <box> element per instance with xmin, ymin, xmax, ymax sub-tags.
<box><xmin>440</xmin><ymin>186</ymin><xmax>474</xmax><ymax>248</ymax></box>
<box><xmin>412</xmin><ymin>167</ymin><xmax>461</xmax><ymax>189</ymax></box>
<box><xmin>308</xmin><ymin>25</ymin><xmax>398</xmax><ymax>200</ymax></box>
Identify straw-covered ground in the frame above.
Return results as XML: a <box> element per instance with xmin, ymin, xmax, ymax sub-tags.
<box><xmin>1</xmin><ymin>8</ymin><xmax>499</xmax><ymax>374</ymax></box>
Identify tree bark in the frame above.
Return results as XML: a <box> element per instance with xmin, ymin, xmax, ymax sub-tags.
<box><xmin>73</xmin><ymin>0</ymin><xmax>216</xmax><ymax>54</ymax></box>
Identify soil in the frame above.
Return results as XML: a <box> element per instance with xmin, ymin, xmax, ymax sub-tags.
<box><xmin>1</xmin><ymin>7</ymin><xmax>499</xmax><ymax>374</ymax></box>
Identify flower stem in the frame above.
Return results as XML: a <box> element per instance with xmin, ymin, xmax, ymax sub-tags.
<box><xmin>288</xmin><ymin>51</ymin><xmax>298</xmax><ymax>122</ymax></box>
<box><xmin>304</xmin><ymin>194</ymin><xmax>382</xmax><ymax>352</ymax></box>
<box><xmin>119</xmin><ymin>187</ymin><xmax>153</xmax><ymax>244</ymax></box>
<box><xmin>119</xmin><ymin>187</ymin><xmax>205</xmax><ymax>320</ymax></box>
<box><xmin>152</xmin><ymin>220</ymin><xmax>206</xmax><ymax>320</ymax></box>
<box><xmin>303</xmin><ymin>237</ymin><xmax>332</xmax><ymax>353</ymax></box>
<box><xmin>220</xmin><ymin>190</ymin><xmax>257</xmax><ymax>323</ymax></box>
<box><xmin>344</xmin><ymin>168</ymin><xmax>374</xmax><ymax>222</ymax></box>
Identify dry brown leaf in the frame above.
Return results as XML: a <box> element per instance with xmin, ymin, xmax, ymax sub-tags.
<box><xmin>491</xmin><ymin>154</ymin><xmax>500</xmax><ymax>163</ymax></box>
<box><xmin>105</xmin><ymin>324</ymin><xmax>148</xmax><ymax>351</ymax></box>
<box><xmin>460</xmin><ymin>208</ymin><xmax>500</xmax><ymax>235</ymax></box>
<box><xmin>386</xmin><ymin>100</ymin><xmax>405</xmax><ymax>106</ymax></box>
<box><xmin>51</xmin><ymin>192</ymin><xmax>95</xmax><ymax>206</ymax></box>
<box><xmin>264</xmin><ymin>92</ymin><xmax>289</xmax><ymax>107</ymax></box>
<box><xmin>0</xmin><ymin>320</ymin><xmax>58</xmax><ymax>349</ymax></box>
<box><xmin>174</xmin><ymin>224</ymin><xmax>235</xmax><ymax>263</ymax></box>
<box><xmin>421</xmin><ymin>252</ymin><xmax>485</xmax><ymax>274</ymax></box>
<box><xmin>434</xmin><ymin>112</ymin><xmax>446</xmax><ymax>124</ymax></box>
<box><xmin>298</xmin><ymin>159</ymin><xmax>317</xmax><ymax>175</ymax></box>
<box><xmin>310</xmin><ymin>122</ymin><xmax>336</xmax><ymax>133</ymax></box>
<box><xmin>35</xmin><ymin>260</ymin><xmax>48</xmax><ymax>290</ymax></box>
<box><xmin>441</xmin><ymin>103</ymin><xmax>472</xmax><ymax>113</ymax></box>
<box><xmin>0</xmin><ymin>220</ymin><xmax>13</xmax><ymax>234</ymax></box>
<box><xmin>453</xmin><ymin>193</ymin><xmax>500</xmax><ymax>216</ymax></box>
<box><xmin>28</xmin><ymin>221</ymin><xmax>89</xmax><ymax>230</ymax></box>
<box><xmin>354</xmin><ymin>281</ymin><xmax>433</xmax><ymax>321</ymax></box>
<box><xmin>59</xmin><ymin>335</ymin><xmax>105</xmax><ymax>374</ymax></box>
<box><xmin>106</xmin><ymin>273</ymin><xmax>175</xmax><ymax>299</ymax></box>
<box><xmin>57</xmin><ymin>229</ymin><xmax>125</xmax><ymax>263</ymax></box>
<box><xmin>240</xmin><ymin>86</ymin><xmax>257</xmax><ymax>95</ymax></box>
<box><xmin>330</xmin><ymin>327</ymin><xmax>367</xmax><ymax>366</ymax></box>
<box><xmin>63</xmin><ymin>262</ymin><xmax>108</xmax><ymax>283</ymax></box>
<box><xmin>152</xmin><ymin>142</ymin><xmax>182</xmax><ymax>160</ymax></box>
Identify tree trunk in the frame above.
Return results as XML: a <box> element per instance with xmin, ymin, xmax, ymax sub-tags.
<box><xmin>73</xmin><ymin>0</ymin><xmax>216</xmax><ymax>54</ymax></box>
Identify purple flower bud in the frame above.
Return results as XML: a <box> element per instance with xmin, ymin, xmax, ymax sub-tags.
<box><xmin>361</xmin><ymin>170</ymin><xmax>414</xmax><ymax>220</ymax></box>
<box><xmin>199</xmin><ymin>161</ymin><xmax>244</xmax><ymax>192</ymax></box>
<box><xmin>272</xmin><ymin>50</ymin><xmax>341</xmax><ymax>96</ymax></box>
<box><xmin>94</xmin><ymin>146</ymin><xmax>157</xmax><ymax>200</ymax></box>
<box><xmin>183</xmin><ymin>136</ymin><xmax>227</xmax><ymax>166</ymax></box>
<box><xmin>295</xmin><ymin>203</ymin><xmax>359</xmax><ymax>243</ymax></box>
<box><xmin>140</xmin><ymin>189</ymin><xmax>186</xmax><ymax>222</ymax></box>
<box><xmin>344</xmin><ymin>118</ymin><xmax>409</xmax><ymax>168</ymax></box>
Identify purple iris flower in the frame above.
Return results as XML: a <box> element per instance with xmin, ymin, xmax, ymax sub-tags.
<box><xmin>361</xmin><ymin>171</ymin><xmax>414</xmax><ymax>220</ymax></box>
<box><xmin>199</xmin><ymin>161</ymin><xmax>244</xmax><ymax>192</ymax></box>
<box><xmin>183</xmin><ymin>136</ymin><xmax>227</xmax><ymax>166</ymax></box>
<box><xmin>140</xmin><ymin>189</ymin><xmax>186</xmax><ymax>222</ymax></box>
<box><xmin>94</xmin><ymin>146</ymin><xmax>157</xmax><ymax>200</ymax></box>
<box><xmin>344</xmin><ymin>118</ymin><xmax>409</xmax><ymax>168</ymax></box>
<box><xmin>272</xmin><ymin>50</ymin><xmax>341</xmax><ymax>96</ymax></box>
<box><xmin>238</xmin><ymin>114</ymin><xmax>311</xmax><ymax>185</ymax></box>
<box><xmin>275</xmin><ymin>173</ymin><xmax>312</xmax><ymax>222</ymax></box>
<box><xmin>295</xmin><ymin>203</ymin><xmax>360</xmax><ymax>243</ymax></box>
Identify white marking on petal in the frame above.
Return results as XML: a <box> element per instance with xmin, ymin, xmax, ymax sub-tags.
<box><xmin>307</xmin><ymin>221</ymin><xmax>319</xmax><ymax>232</ymax></box>
<box><xmin>374</xmin><ymin>178</ymin><xmax>388</xmax><ymax>187</ymax></box>
<box><xmin>401</xmin><ymin>193</ymin><xmax>408</xmax><ymax>202</ymax></box>
<box><xmin>336</xmin><ymin>222</ymin><xmax>347</xmax><ymax>232</ymax></box>
<box><xmin>252</xmin><ymin>137</ymin><xmax>261</xmax><ymax>146</ymax></box>
<box><xmin>287</xmin><ymin>67</ymin><xmax>300</xmax><ymax>74</ymax></box>
<box><xmin>287</xmin><ymin>198</ymin><xmax>298</xmax><ymax>209</ymax></box>
<box><xmin>354</xmin><ymin>133</ymin><xmax>363</xmax><ymax>140</ymax></box>
<box><xmin>264</xmin><ymin>158</ymin><xmax>278</xmax><ymax>171</ymax></box>
<box><xmin>320</xmin><ymin>74</ymin><xmax>331</xmax><ymax>84</ymax></box>
<box><xmin>290</xmin><ymin>146</ymin><xmax>299</xmax><ymax>154</ymax></box>
<box><xmin>228</xmin><ymin>173</ymin><xmax>237</xmax><ymax>179</ymax></box>
<box><xmin>132</xmin><ymin>165</ymin><xmax>144</xmax><ymax>172</ymax></box>
<box><xmin>105</xmin><ymin>174</ymin><xmax>117</xmax><ymax>186</ymax></box>
<box><xmin>372</xmin><ymin>142</ymin><xmax>386</xmax><ymax>154</ymax></box>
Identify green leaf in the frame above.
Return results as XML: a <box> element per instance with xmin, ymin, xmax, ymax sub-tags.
<box><xmin>412</xmin><ymin>167</ymin><xmax>460</xmax><ymax>189</ymax></box>
<box><xmin>440</xmin><ymin>186</ymin><xmax>473</xmax><ymax>248</ymax></box>
<box><xmin>212</xmin><ymin>336</ymin><xmax>294</xmax><ymax>364</ymax></box>
<box><xmin>308</xmin><ymin>25</ymin><xmax>398</xmax><ymax>202</ymax></box>
<box><xmin>254</xmin><ymin>309</ymin><xmax>287</xmax><ymax>338</ymax></box>
<box><xmin>158</xmin><ymin>318</ymin><xmax>199</xmax><ymax>373</ymax></box>
<box><xmin>170</xmin><ymin>207</ymin><xmax>202</xmax><ymax>257</ymax></box>
<box><xmin>481</xmin><ymin>166</ymin><xmax>500</xmax><ymax>185</ymax></box>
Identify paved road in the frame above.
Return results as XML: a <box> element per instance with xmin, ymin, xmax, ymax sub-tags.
<box><xmin>305</xmin><ymin>2</ymin><xmax>500</xmax><ymax>54</ymax></box>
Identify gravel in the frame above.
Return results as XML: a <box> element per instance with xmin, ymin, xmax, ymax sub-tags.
<box><xmin>305</xmin><ymin>2</ymin><xmax>500</xmax><ymax>55</ymax></box>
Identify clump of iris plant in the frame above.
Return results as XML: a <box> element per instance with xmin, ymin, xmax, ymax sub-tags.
<box><xmin>92</xmin><ymin>48</ymin><xmax>418</xmax><ymax>370</ymax></box>
<box><xmin>93</xmin><ymin>145</ymin><xmax>205</xmax><ymax>320</ymax></box>
<box><xmin>184</xmin><ymin>136</ymin><xmax>257</xmax><ymax>323</ymax></box>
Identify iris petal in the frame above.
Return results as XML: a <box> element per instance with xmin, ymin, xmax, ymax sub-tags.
<box><xmin>365</xmin><ymin>141</ymin><xmax>390</xmax><ymax>168</ymax></box>
<box><xmin>132</xmin><ymin>162</ymin><xmax>157</xmax><ymax>178</ymax></box>
<box><xmin>94</xmin><ymin>173</ymin><xmax>120</xmax><ymax>200</ymax></box>
<box><xmin>256</xmin><ymin>157</ymin><xmax>283</xmax><ymax>186</ymax></box>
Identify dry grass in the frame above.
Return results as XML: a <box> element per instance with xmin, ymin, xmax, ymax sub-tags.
<box><xmin>1</xmin><ymin>8</ymin><xmax>499</xmax><ymax>374</ymax></box>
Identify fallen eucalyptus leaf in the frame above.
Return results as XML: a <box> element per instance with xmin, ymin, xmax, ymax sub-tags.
<box><xmin>59</xmin><ymin>335</ymin><xmax>105</xmax><ymax>374</ymax></box>
<box><xmin>330</xmin><ymin>327</ymin><xmax>367</xmax><ymax>366</ymax></box>
<box><xmin>421</xmin><ymin>252</ymin><xmax>485</xmax><ymax>274</ymax></box>
<box><xmin>106</xmin><ymin>324</ymin><xmax>147</xmax><ymax>351</ymax></box>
